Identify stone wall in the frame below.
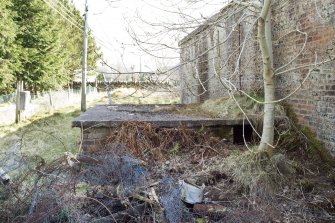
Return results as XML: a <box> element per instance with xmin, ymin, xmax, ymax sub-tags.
<box><xmin>179</xmin><ymin>1</ymin><xmax>335</xmax><ymax>154</ymax></box>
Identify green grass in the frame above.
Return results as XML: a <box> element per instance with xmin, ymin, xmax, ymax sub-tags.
<box><xmin>0</xmin><ymin>106</ymin><xmax>81</xmax><ymax>161</ymax></box>
<box><xmin>0</xmin><ymin>88</ymin><xmax>179</xmax><ymax>161</ymax></box>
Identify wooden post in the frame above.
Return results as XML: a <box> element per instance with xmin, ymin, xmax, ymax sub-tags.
<box><xmin>68</xmin><ymin>83</ymin><xmax>71</xmax><ymax>101</ymax></box>
<box><xmin>81</xmin><ymin>0</ymin><xmax>89</xmax><ymax>112</ymax></box>
<box><xmin>15</xmin><ymin>79</ymin><xmax>23</xmax><ymax>123</ymax></box>
<box><xmin>48</xmin><ymin>89</ymin><xmax>53</xmax><ymax>108</ymax></box>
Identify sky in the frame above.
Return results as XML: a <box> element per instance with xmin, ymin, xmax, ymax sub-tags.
<box><xmin>71</xmin><ymin>0</ymin><xmax>226</xmax><ymax>71</ymax></box>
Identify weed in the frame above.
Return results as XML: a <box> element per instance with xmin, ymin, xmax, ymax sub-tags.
<box><xmin>169</xmin><ymin>143</ymin><xmax>180</xmax><ymax>157</ymax></box>
<box><xmin>300</xmin><ymin>178</ymin><xmax>315</xmax><ymax>193</ymax></box>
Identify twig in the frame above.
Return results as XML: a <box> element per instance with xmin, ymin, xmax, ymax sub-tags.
<box><xmin>78</xmin><ymin>195</ymin><xmax>117</xmax><ymax>223</ymax></box>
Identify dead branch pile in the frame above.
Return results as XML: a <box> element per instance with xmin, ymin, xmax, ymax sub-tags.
<box><xmin>105</xmin><ymin>121</ymin><xmax>229</xmax><ymax>163</ymax></box>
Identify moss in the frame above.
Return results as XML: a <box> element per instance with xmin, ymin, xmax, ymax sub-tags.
<box><xmin>283</xmin><ymin>103</ymin><xmax>335</xmax><ymax>167</ymax></box>
<box><xmin>283</xmin><ymin>103</ymin><xmax>299</xmax><ymax>124</ymax></box>
<box><xmin>300</xmin><ymin>178</ymin><xmax>315</xmax><ymax>193</ymax></box>
<box><xmin>302</xmin><ymin>127</ymin><xmax>335</xmax><ymax>167</ymax></box>
<box><xmin>328</xmin><ymin>172</ymin><xmax>335</xmax><ymax>185</ymax></box>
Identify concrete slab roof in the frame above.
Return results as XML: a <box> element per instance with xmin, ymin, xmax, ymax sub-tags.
<box><xmin>72</xmin><ymin>104</ymin><xmax>247</xmax><ymax>128</ymax></box>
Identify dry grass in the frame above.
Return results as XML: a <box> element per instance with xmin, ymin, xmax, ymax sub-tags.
<box><xmin>103</xmin><ymin>121</ymin><xmax>229</xmax><ymax>163</ymax></box>
<box><xmin>154</xmin><ymin>95</ymin><xmax>286</xmax><ymax>120</ymax></box>
<box><xmin>109</xmin><ymin>87</ymin><xmax>179</xmax><ymax>104</ymax></box>
<box><xmin>220</xmin><ymin>148</ymin><xmax>295</xmax><ymax>195</ymax></box>
<box><xmin>0</xmin><ymin>107</ymin><xmax>81</xmax><ymax>162</ymax></box>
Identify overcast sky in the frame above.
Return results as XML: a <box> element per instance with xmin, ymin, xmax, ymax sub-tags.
<box><xmin>72</xmin><ymin>0</ymin><xmax>226</xmax><ymax>71</ymax></box>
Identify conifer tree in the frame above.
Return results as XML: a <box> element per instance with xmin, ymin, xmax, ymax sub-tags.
<box><xmin>7</xmin><ymin>0</ymin><xmax>100</xmax><ymax>93</ymax></box>
<box><xmin>0</xmin><ymin>0</ymin><xmax>17</xmax><ymax>93</ymax></box>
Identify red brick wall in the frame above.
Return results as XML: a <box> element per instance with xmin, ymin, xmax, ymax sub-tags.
<box><xmin>273</xmin><ymin>0</ymin><xmax>335</xmax><ymax>153</ymax></box>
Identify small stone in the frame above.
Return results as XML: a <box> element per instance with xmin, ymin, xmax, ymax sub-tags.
<box><xmin>95</xmin><ymin>192</ymin><xmax>104</xmax><ymax>199</ymax></box>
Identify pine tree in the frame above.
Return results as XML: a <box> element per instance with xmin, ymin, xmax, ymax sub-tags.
<box><xmin>55</xmin><ymin>0</ymin><xmax>100</xmax><ymax>82</ymax></box>
<box><xmin>0</xmin><ymin>0</ymin><xmax>17</xmax><ymax>93</ymax></box>
<box><xmin>0</xmin><ymin>0</ymin><xmax>101</xmax><ymax>94</ymax></box>
<box><xmin>12</xmin><ymin>0</ymin><xmax>65</xmax><ymax>92</ymax></box>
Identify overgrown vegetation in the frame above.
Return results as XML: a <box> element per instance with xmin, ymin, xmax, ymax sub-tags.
<box><xmin>221</xmin><ymin>149</ymin><xmax>291</xmax><ymax>194</ymax></box>
<box><xmin>154</xmin><ymin>95</ymin><xmax>285</xmax><ymax>120</ymax></box>
<box><xmin>278</xmin><ymin>104</ymin><xmax>335</xmax><ymax>168</ymax></box>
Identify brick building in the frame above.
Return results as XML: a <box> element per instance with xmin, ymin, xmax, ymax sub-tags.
<box><xmin>179</xmin><ymin>0</ymin><xmax>335</xmax><ymax>154</ymax></box>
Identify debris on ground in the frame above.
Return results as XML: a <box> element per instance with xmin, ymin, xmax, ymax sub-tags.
<box><xmin>0</xmin><ymin>122</ymin><xmax>334</xmax><ymax>222</ymax></box>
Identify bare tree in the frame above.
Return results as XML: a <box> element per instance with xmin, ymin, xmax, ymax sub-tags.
<box><xmin>121</xmin><ymin>0</ymin><xmax>334</xmax><ymax>154</ymax></box>
<box><xmin>256</xmin><ymin>0</ymin><xmax>274</xmax><ymax>152</ymax></box>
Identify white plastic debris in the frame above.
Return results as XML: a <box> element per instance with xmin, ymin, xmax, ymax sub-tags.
<box><xmin>0</xmin><ymin>168</ymin><xmax>10</xmax><ymax>183</ymax></box>
<box><xmin>65</xmin><ymin>152</ymin><xmax>80</xmax><ymax>167</ymax></box>
<box><xmin>179</xmin><ymin>180</ymin><xmax>205</xmax><ymax>204</ymax></box>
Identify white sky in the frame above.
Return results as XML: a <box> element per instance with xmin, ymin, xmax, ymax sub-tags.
<box><xmin>72</xmin><ymin>0</ymin><xmax>225</xmax><ymax>71</ymax></box>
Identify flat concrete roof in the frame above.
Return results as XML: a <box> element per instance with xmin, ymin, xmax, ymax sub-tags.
<box><xmin>72</xmin><ymin>104</ymin><xmax>247</xmax><ymax>128</ymax></box>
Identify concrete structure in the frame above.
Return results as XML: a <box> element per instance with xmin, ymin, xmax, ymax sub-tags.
<box><xmin>72</xmin><ymin>104</ymin><xmax>255</xmax><ymax>152</ymax></box>
<box><xmin>179</xmin><ymin>1</ymin><xmax>335</xmax><ymax>154</ymax></box>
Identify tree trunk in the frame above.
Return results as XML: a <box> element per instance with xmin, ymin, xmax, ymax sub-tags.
<box><xmin>258</xmin><ymin>0</ymin><xmax>275</xmax><ymax>152</ymax></box>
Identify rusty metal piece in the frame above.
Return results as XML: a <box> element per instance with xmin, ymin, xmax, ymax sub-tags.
<box><xmin>193</xmin><ymin>203</ymin><xmax>227</xmax><ymax>216</ymax></box>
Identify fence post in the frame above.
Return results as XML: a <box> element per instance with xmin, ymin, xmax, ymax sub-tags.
<box><xmin>68</xmin><ymin>84</ymin><xmax>71</xmax><ymax>101</ymax></box>
<box><xmin>15</xmin><ymin>80</ymin><xmax>23</xmax><ymax>123</ymax></box>
<box><xmin>48</xmin><ymin>89</ymin><xmax>53</xmax><ymax>108</ymax></box>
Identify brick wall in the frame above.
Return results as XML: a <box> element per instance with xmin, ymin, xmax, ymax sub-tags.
<box><xmin>273</xmin><ymin>0</ymin><xmax>335</xmax><ymax>153</ymax></box>
<box><xmin>81</xmin><ymin>128</ymin><xmax>112</xmax><ymax>153</ymax></box>
<box><xmin>179</xmin><ymin>1</ymin><xmax>335</xmax><ymax>154</ymax></box>
<box><xmin>180</xmin><ymin>5</ymin><xmax>264</xmax><ymax>104</ymax></box>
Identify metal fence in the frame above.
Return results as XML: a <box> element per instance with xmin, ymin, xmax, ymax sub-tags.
<box><xmin>0</xmin><ymin>86</ymin><xmax>101</xmax><ymax>126</ymax></box>
<box><xmin>0</xmin><ymin>93</ymin><xmax>16</xmax><ymax>104</ymax></box>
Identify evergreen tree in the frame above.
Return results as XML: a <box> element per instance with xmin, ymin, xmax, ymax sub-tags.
<box><xmin>56</xmin><ymin>0</ymin><xmax>100</xmax><ymax>81</ymax></box>
<box><xmin>56</xmin><ymin>0</ymin><xmax>83</xmax><ymax>81</ymax></box>
<box><xmin>12</xmin><ymin>0</ymin><xmax>67</xmax><ymax>92</ymax></box>
<box><xmin>0</xmin><ymin>0</ymin><xmax>101</xmax><ymax>94</ymax></box>
<box><xmin>11</xmin><ymin>0</ymin><xmax>100</xmax><ymax>93</ymax></box>
<box><xmin>0</xmin><ymin>0</ymin><xmax>17</xmax><ymax>93</ymax></box>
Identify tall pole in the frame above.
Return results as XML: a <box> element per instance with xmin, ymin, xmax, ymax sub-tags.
<box><xmin>81</xmin><ymin>0</ymin><xmax>89</xmax><ymax>111</ymax></box>
<box><xmin>15</xmin><ymin>79</ymin><xmax>22</xmax><ymax>123</ymax></box>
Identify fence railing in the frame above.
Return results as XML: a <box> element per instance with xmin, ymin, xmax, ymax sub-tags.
<box><xmin>0</xmin><ymin>86</ymin><xmax>101</xmax><ymax>126</ymax></box>
<box><xmin>0</xmin><ymin>93</ymin><xmax>16</xmax><ymax>104</ymax></box>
